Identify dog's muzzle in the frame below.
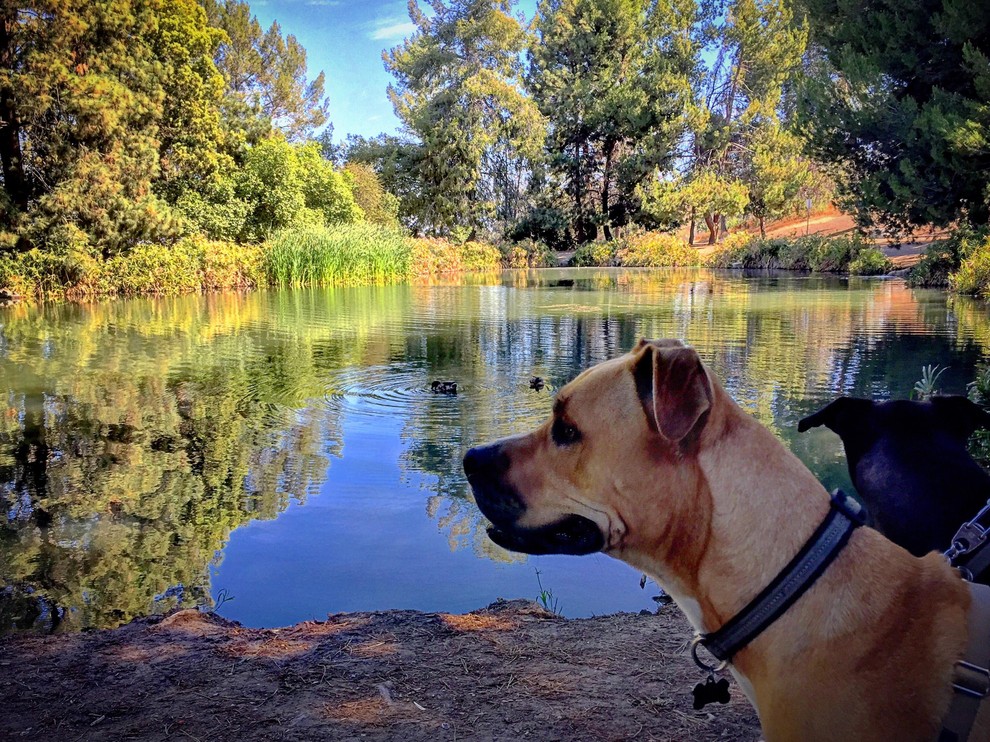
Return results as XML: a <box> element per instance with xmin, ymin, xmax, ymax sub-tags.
<box><xmin>463</xmin><ymin>444</ymin><xmax>605</xmax><ymax>556</ymax></box>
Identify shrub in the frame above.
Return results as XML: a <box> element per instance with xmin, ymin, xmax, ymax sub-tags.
<box><xmin>502</xmin><ymin>239</ymin><xmax>556</xmax><ymax>268</ymax></box>
<box><xmin>103</xmin><ymin>240</ymin><xmax>203</xmax><ymax>296</ymax></box>
<box><xmin>848</xmin><ymin>246</ymin><xmax>893</xmax><ymax>276</ymax></box>
<box><xmin>571</xmin><ymin>240</ymin><xmax>618</xmax><ymax>267</ymax></box>
<box><xmin>616</xmin><ymin>232</ymin><xmax>701</xmax><ymax>267</ymax></box>
<box><xmin>909</xmin><ymin>229</ymin><xmax>985</xmax><ymax>289</ymax></box>
<box><xmin>459</xmin><ymin>241</ymin><xmax>502</xmax><ymax>272</ymax></box>
<box><xmin>949</xmin><ymin>233</ymin><xmax>990</xmax><ymax>298</ymax></box>
<box><xmin>705</xmin><ymin>232</ymin><xmax>881</xmax><ymax>273</ymax></box>
<box><xmin>409</xmin><ymin>237</ymin><xmax>463</xmax><ymax>276</ymax></box>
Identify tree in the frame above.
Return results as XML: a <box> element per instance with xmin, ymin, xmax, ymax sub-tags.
<box><xmin>685</xmin><ymin>0</ymin><xmax>808</xmax><ymax>243</ymax></box>
<box><xmin>344</xmin><ymin>163</ymin><xmax>400</xmax><ymax>228</ymax></box>
<box><xmin>201</xmin><ymin>0</ymin><xmax>330</xmax><ymax>145</ymax></box>
<box><xmin>799</xmin><ymin>0</ymin><xmax>990</xmax><ymax>230</ymax></box>
<box><xmin>384</xmin><ymin>0</ymin><xmax>544</xmax><ymax>237</ymax></box>
<box><xmin>742</xmin><ymin>124</ymin><xmax>811</xmax><ymax>237</ymax></box>
<box><xmin>344</xmin><ymin>133</ymin><xmax>424</xmax><ymax>232</ymax></box>
<box><xmin>528</xmin><ymin>0</ymin><xmax>699</xmax><ymax>242</ymax></box>
<box><xmin>236</xmin><ymin>138</ymin><xmax>361</xmax><ymax>241</ymax></box>
<box><xmin>0</xmin><ymin>0</ymin><xmax>234</xmax><ymax>255</ymax></box>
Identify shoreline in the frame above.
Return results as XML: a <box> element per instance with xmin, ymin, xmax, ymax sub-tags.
<box><xmin>1</xmin><ymin>599</ymin><xmax>761</xmax><ymax>741</ymax></box>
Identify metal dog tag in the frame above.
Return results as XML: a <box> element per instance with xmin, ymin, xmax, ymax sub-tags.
<box><xmin>692</xmin><ymin>675</ymin><xmax>731</xmax><ymax>710</ymax></box>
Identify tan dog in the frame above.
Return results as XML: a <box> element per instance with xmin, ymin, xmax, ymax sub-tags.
<box><xmin>463</xmin><ymin>339</ymin><xmax>989</xmax><ymax>741</ymax></box>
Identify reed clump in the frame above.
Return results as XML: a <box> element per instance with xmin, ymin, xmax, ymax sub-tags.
<box><xmin>265</xmin><ymin>223</ymin><xmax>411</xmax><ymax>287</ymax></box>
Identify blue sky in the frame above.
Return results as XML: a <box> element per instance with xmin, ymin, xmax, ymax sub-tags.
<box><xmin>250</xmin><ymin>0</ymin><xmax>537</xmax><ymax>142</ymax></box>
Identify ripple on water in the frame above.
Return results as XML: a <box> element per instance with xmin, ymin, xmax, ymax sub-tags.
<box><xmin>321</xmin><ymin>365</ymin><xmax>466</xmax><ymax>423</ymax></box>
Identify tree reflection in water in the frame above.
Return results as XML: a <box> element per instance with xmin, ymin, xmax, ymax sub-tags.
<box><xmin>1</xmin><ymin>271</ymin><xmax>987</xmax><ymax>631</ymax></box>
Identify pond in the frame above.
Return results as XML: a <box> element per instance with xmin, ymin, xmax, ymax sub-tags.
<box><xmin>2</xmin><ymin>268</ymin><xmax>990</xmax><ymax>633</ymax></box>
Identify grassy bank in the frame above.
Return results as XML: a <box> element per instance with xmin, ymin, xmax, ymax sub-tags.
<box><xmin>0</xmin><ymin>225</ymin><xmax>518</xmax><ymax>302</ymax></box>
<box><xmin>571</xmin><ymin>231</ymin><xmax>893</xmax><ymax>275</ymax></box>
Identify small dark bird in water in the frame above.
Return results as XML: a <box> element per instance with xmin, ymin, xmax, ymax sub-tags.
<box><xmin>529</xmin><ymin>376</ymin><xmax>545</xmax><ymax>391</ymax></box>
<box><xmin>431</xmin><ymin>380</ymin><xmax>457</xmax><ymax>395</ymax></box>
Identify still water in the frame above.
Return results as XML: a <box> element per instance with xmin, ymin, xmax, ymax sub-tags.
<box><xmin>2</xmin><ymin>268</ymin><xmax>989</xmax><ymax>632</ymax></box>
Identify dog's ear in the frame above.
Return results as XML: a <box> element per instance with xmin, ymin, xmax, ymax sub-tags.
<box><xmin>798</xmin><ymin>397</ymin><xmax>864</xmax><ymax>434</ymax></box>
<box><xmin>632</xmin><ymin>341</ymin><xmax>712</xmax><ymax>442</ymax></box>
<box><xmin>931</xmin><ymin>396</ymin><xmax>990</xmax><ymax>440</ymax></box>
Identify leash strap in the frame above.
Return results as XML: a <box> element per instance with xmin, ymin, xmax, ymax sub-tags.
<box><xmin>938</xmin><ymin>583</ymin><xmax>990</xmax><ymax>742</ymax></box>
<box><xmin>697</xmin><ymin>490</ymin><xmax>865</xmax><ymax>663</ymax></box>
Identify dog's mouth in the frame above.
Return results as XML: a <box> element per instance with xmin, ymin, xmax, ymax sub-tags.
<box><xmin>486</xmin><ymin>514</ymin><xmax>605</xmax><ymax>556</ymax></box>
<box><xmin>464</xmin><ymin>443</ymin><xmax>606</xmax><ymax>556</ymax></box>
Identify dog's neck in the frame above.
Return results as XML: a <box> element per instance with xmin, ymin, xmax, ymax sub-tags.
<box><xmin>629</xmin><ymin>381</ymin><xmax>834</xmax><ymax>636</ymax></box>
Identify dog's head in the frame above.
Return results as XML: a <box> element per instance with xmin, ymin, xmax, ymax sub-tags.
<box><xmin>463</xmin><ymin>339</ymin><xmax>715</xmax><ymax>558</ymax></box>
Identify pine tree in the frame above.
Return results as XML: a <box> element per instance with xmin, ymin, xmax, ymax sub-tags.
<box><xmin>384</xmin><ymin>0</ymin><xmax>544</xmax><ymax>237</ymax></box>
<box><xmin>528</xmin><ymin>0</ymin><xmax>699</xmax><ymax>242</ymax></box>
<box><xmin>799</xmin><ymin>0</ymin><xmax>990</xmax><ymax>230</ymax></box>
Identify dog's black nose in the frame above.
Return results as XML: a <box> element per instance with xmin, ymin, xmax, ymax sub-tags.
<box><xmin>463</xmin><ymin>444</ymin><xmax>509</xmax><ymax>479</ymax></box>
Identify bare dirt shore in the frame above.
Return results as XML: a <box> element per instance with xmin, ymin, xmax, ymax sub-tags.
<box><xmin>0</xmin><ymin>599</ymin><xmax>761</xmax><ymax>741</ymax></box>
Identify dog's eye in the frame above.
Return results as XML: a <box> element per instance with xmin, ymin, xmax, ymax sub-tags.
<box><xmin>551</xmin><ymin>418</ymin><xmax>582</xmax><ymax>446</ymax></box>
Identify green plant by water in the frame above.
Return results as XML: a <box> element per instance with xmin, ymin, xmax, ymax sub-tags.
<box><xmin>913</xmin><ymin>364</ymin><xmax>947</xmax><ymax>400</ymax></box>
<box><xmin>535</xmin><ymin>569</ymin><xmax>560</xmax><ymax>615</ymax></box>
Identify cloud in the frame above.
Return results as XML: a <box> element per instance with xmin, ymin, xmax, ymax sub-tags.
<box><xmin>306</xmin><ymin>0</ymin><xmax>340</xmax><ymax>5</ymax></box>
<box><xmin>368</xmin><ymin>19</ymin><xmax>416</xmax><ymax>41</ymax></box>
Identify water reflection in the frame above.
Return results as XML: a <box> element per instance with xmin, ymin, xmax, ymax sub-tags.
<box><xmin>1</xmin><ymin>270</ymin><xmax>988</xmax><ymax>632</ymax></box>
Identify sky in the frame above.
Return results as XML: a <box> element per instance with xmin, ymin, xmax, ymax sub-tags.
<box><xmin>250</xmin><ymin>0</ymin><xmax>538</xmax><ymax>143</ymax></box>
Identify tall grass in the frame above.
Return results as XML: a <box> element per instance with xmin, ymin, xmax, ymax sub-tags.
<box><xmin>265</xmin><ymin>223</ymin><xmax>411</xmax><ymax>287</ymax></box>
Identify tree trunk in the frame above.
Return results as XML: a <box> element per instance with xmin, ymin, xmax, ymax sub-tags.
<box><xmin>601</xmin><ymin>141</ymin><xmax>613</xmax><ymax>241</ymax></box>
<box><xmin>720</xmin><ymin>214</ymin><xmax>728</xmax><ymax>240</ymax></box>
<box><xmin>758</xmin><ymin>215</ymin><xmax>766</xmax><ymax>239</ymax></box>
<box><xmin>688</xmin><ymin>208</ymin><xmax>696</xmax><ymax>246</ymax></box>
<box><xmin>0</xmin><ymin>8</ymin><xmax>26</xmax><ymax>211</ymax></box>
<box><xmin>705</xmin><ymin>213</ymin><xmax>719</xmax><ymax>245</ymax></box>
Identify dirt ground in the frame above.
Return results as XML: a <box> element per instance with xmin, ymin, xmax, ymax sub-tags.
<box><xmin>0</xmin><ymin>599</ymin><xmax>761</xmax><ymax>741</ymax></box>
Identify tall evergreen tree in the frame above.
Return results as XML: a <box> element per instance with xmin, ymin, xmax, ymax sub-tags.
<box><xmin>799</xmin><ymin>0</ymin><xmax>990</xmax><ymax>230</ymax></box>
<box><xmin>201</xmin><ymin>0</ymin><xmax>330</xmax><ymax>146</ymax></box>
<box><xmin>384</xmin><ymin>0</ymin><xmax>544</xmax><ymax>237</ymax></box>
<box><xmin>0</xmin><ymin>0</ymin><xmax>228</xmax><ymax>254</ymax></box>
<box><xmin>528</xmin><ymin>0</ymin><xmax>698</xmax><ymax>242</ymax></box>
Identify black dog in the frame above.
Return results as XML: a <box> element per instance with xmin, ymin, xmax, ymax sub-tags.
<box><xmin>798</xmin><ymin>396</ymin><xmax>990</xmax><ymax>559</ymax></box>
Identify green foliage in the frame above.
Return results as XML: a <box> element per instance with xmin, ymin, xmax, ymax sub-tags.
<box><xmin>173</xmin><ymin>174</ymin><xmax>252</xmax><ymax>241</ymax></box>
<box><xmin>705</xmin><ymin>233</ymin><xmax>884</xmax><ymax>273</ymax></box>
<box><xmin>529</xmin><ymin>0</ymin><xmax>699</xmax><ymax>241</ymax></box>
<box><xmin>913</xmin><ymin>364</ymin><xmax>947</xmax><ymax>401</ymax></box>
<box><xmin>967</xmin><ymin>366</ymin><xmax>990</xmax><ymax>469</ymax></box>
<box><xmin>679</xmin><ymin>0</ymin><xmax>810</xmax><ymax>243</ymax></box>
<box><xmin>508</xmin><ymin>204</ymin><xmax>571</xmax><ymax>251</ymax></box>
<box><xmin>907</xmin><ymin>241</ymin><xmax>962</xmax><ymax>289</ymax></box>
<box><xmin>501</xmin><ymin>239</ymin><xmax>557</xmax><ymax>269</ymax></box>
<box><xmin>743</xmin><ymin>124</ymin><xmax>814</xmax><ymax>236</ymax></box>
<box><xmin>571</xmin><ymin>241</ymin><xmax>620</xmax><ymax>267</ymax></box>
<box><xmin>534</xmin><ymin>569</ymin><xmax>561</xmax><ymax>615</ymax></box>
<box><xmin>343</xmin><ymin>134</ymin><xmax>423</xmax><ymax>232</ymax></box>
<box><xmin>408</xmin><ymin>237</ymin><xmax>502</xmax><ymax>276</ymax></box>
<box><xmin>848</xmin><ymin>247</ymin><xmax>893</xmax><ymax>276</ymax></box>
<box><xmin>385</xmin><ymin>0</ymin><xmax>543</xmax><ymax>236</ymax></box>
<box><xmin>236</xmin><ymin>138</ymin><xmax>361</xmax><ymax>242</ymax></box>
<box><xmin>264</xmin><ymin>224</ymin><xmax>410</xmax><ymax>286</ymax></box>
<box><xmin>201</xmin><ymin>0</ymin><xmax>329</xmax><ymax>144</ymax></box>
<box><xmin>343</xmin><ymin>163</ymin><xmax>400</xmax><ymax>227</ymax></box>
<box><xmin>799</xmin><ymin>0</ymin><xmax>990</xmax><ymax>230</ymax></box>
<box><xmin>949</xmin><ymin>233</ymin><xmax>990</xmax><ymax>298</ymax></box>
<box><xmin>616</xmin><ymin>232</ymin><xmax>702</xmax><ymax>267</ymax></box>
<box><xmin>0</xmin><ymin>0</ymin><xmax>227</xmax><ymax>255</ymax></box>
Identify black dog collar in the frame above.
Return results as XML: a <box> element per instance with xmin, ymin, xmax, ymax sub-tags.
<box><xmin>693</xmin><ymin>490</ymin><xmax>866</xmax><ymax>667</ymax></box>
